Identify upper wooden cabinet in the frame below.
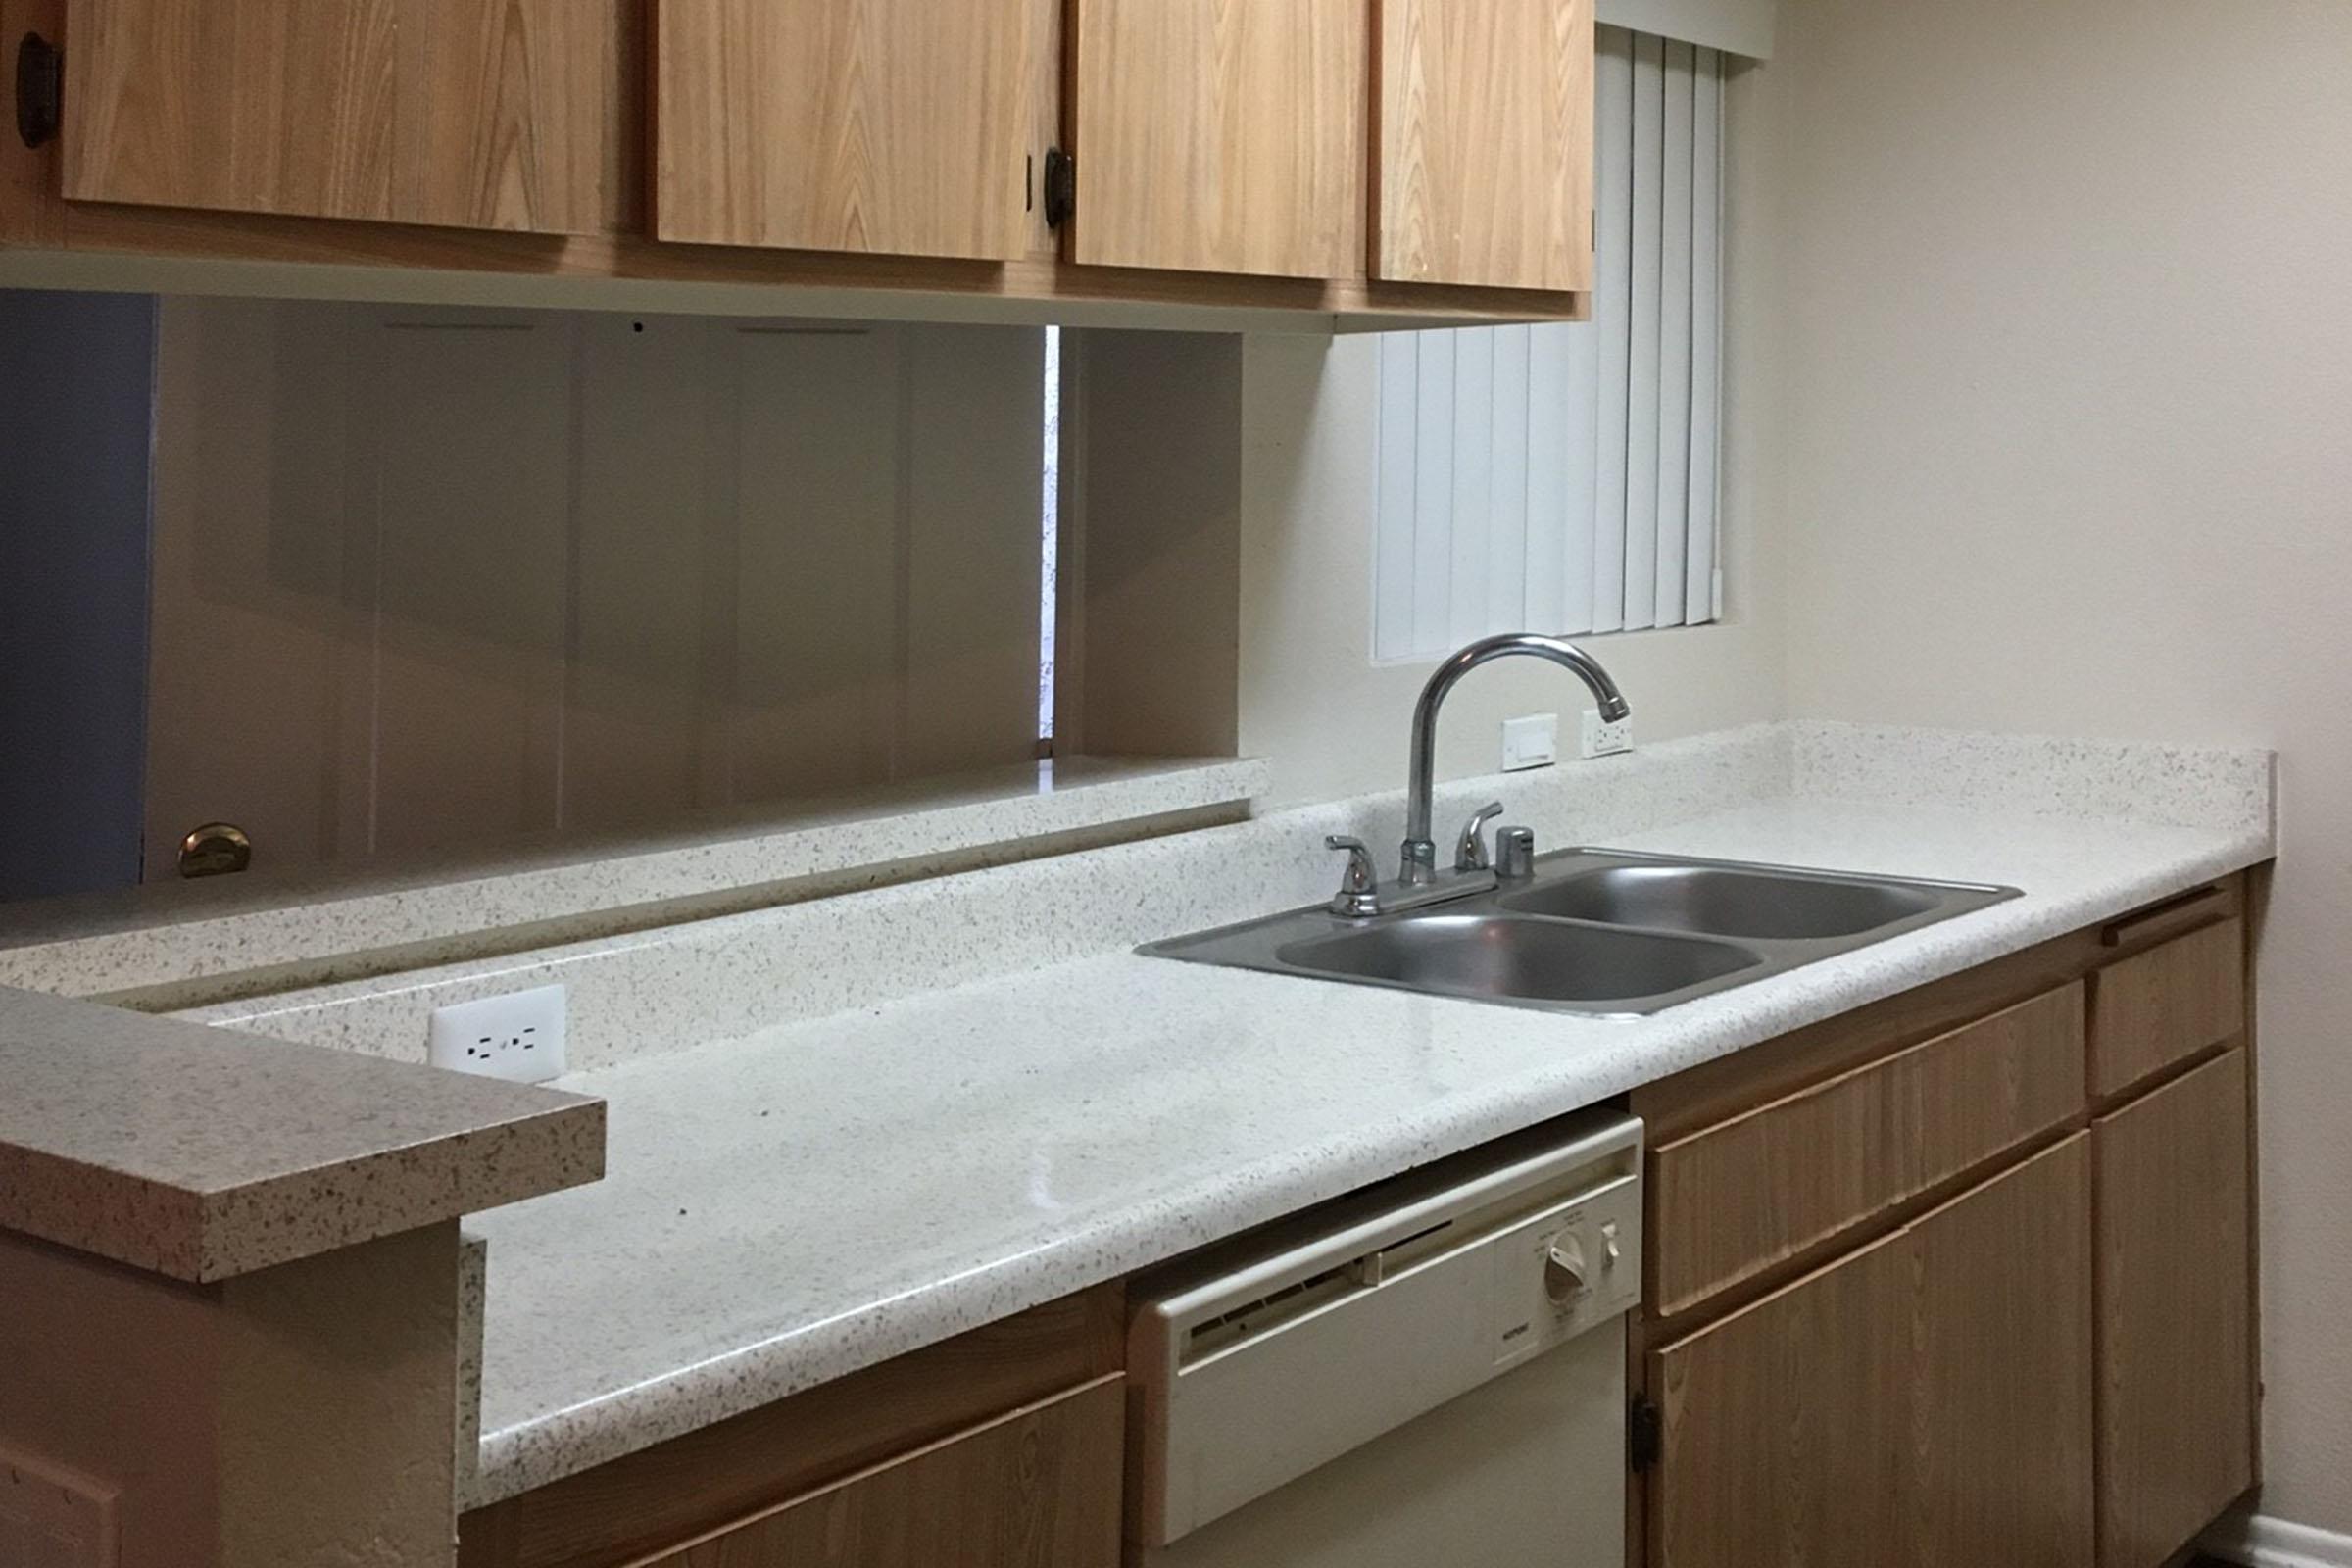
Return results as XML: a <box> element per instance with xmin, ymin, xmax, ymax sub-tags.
<box><xmin>1065</xmin><ymin>0</ymin><xmax>1367</xmax><ymax>279</ymax></box>
<box><xmin>5</xmin><ymin>0</ymin><xmax>1598</xmax><ymax>322</ymax></box>
<box><xmin>652</xmin><ymin>0</ymin><xmax>1045</xmax><ymax>260</ymax></box>
<box><xmin>58</xmin><ymin>0</ymin><xmax>630</xmax><ymax>234</ymax></box>
<box><xmin>1373</xmin><ymin>0</ymin><xmax>1596</xmax><ymax>290</ymax></box>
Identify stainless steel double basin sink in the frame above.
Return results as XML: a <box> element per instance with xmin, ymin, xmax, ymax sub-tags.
<box><xmin>1142</xmin><ymin>850</ymin><xmax>2020</xmax><ymax>1016</ymax></box>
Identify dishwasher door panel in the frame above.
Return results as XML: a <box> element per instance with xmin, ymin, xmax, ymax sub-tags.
<box><xmin>1139</xmin><ymin>1318</ymin><xmax>1627</xmax><ymax>1568</ymax></box>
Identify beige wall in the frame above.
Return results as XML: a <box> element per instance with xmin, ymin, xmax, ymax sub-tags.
<box><xmin>1766</xmin><ymin>0</ymin><xmax>2352</xmax><ymax>1539</ymax></box>
<box><xmin>1235</xmin><ymin>54</ymin><xmax>1792</xmax><ymax>808</ymax></box>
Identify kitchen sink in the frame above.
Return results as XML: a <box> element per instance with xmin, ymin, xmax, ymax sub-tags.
<box><xmin>1142</xmin><ymin>849</ymin><xmax>2019</xmax><ymax>1016</ymax></box>
<box><xmin>1498</xmin><ymin>862</ymin><xmax>1942</xmax><ymax>941</ymax></box>
<box><xmin>1278</xmin><ymin>916</ymin><xmax>1762</xmax><ymax>1008</ymax></box>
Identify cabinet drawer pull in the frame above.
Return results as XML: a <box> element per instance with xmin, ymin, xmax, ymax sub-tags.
<box><xmin>16</xmin><ymin>32</ymin><xmax>61</xmax><ymax>149</ymax></box>
<box><xmin>2101</xmin><ymin>884</ymin><xmax>2231</xmax><ymax>948</ymax></box>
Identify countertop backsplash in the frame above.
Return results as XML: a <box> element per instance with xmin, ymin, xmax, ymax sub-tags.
<box><xmin>177</xmin><ymin>721</ymin><xmax>2269</xmax><ymax>1077</ymax></box>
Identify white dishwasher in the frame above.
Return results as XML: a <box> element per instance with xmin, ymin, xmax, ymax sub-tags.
<box><xmin>1128</xmin><ymin>1110</ymin><xmax>1643</xmax><ymax>1568</ymax></box>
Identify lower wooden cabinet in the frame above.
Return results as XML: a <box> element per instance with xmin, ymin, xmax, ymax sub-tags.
<box><xmin>1914</xmin><ymin>1135</ymin><xmax>2095</xmax><ymax>1567</ymax></box>
<box><xmin>641</xmin><ymin>1376</ymin><xmax>1124</xmax><ymax>1568</ymax></box>
<box><xmin>2094</xmin><ymin>1048</ymin><xmax>2254</xmax><ymax>1568</ymax></box>
<box><xmin>1648</xmin><ymin>1137</ymin><xmax>2093</xmax><ymax>1568</ymax></box>
<box><xmin>1640</xmin><ymin>882</ymin><xmax>2260</xmax><ymax>1568</ymax></box>
<box><xmin>459</xmin><ymin>1287</ymin><xmax>1126</xmax><ymax>1568</ymax></box>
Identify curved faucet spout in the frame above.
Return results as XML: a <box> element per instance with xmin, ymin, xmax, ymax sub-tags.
<box><xmin>1401</xmin><ymin>634</ymin><xmax>1631</xmax><ymax>885</ymax></box>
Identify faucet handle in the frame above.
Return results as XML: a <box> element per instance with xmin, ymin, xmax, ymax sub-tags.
<box><xmin>1324</xmin><ymin>836</ymin><xmax>1381</xmax><ymax>918</ymax></box>
<box><xmin>1453</xmin><ymin>802</ymin><xmax>1505</xmax><ymax>873</ymax></box>
<box><xmin>1494</xmin><ymin>826</ymin><xmax>1537</xmax><ymax>880</ymax></box>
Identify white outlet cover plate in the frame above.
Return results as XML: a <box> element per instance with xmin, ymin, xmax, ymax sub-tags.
<box><xmin>429</xmin><ymin>985</ymin><xmax>568</xmax><ymax>1084</ymax></box>
<box><xmin>1582</xmin><ymin>710</ymin><xmax>1635</xmax><ymax>759</ymax></box>
<box><xmin>1502</xmin><ymin>712</ymin><xmax>1559</xmax><ymax>772</ymax></box>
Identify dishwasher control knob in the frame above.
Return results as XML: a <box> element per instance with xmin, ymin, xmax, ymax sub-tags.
<box><xmin>1544</xmin><ymin>1235</ymin><xmax>1589</xmax><ymax>1302</ymax></box>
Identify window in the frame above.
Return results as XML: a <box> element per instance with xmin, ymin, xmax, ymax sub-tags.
<box><xmin>1373</xmin><ymin>28</ymin><xmax>1726</xmax><ymax>661</ymax></box>
<box><xmin>1039</xmin><ymin>324</ymin><xmax>1061</xmax><ymax>747</ymax></box>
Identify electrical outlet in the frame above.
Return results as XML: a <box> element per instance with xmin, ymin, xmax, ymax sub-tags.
<box><xmin>1501</xmin><ymin>713</ymin><xmax>1559</xmax><ymax>772</ymax></box>
<box><xmin>429</xmin><ymin>985</ymin><xmax>567</xmax><ymax>1084</ymax></box>
<box><xmin>1581</xmin><ymin>710</ymin><xmax>1634</xmax><ymax>760</ymax></box>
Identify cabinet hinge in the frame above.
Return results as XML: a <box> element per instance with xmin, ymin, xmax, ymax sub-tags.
<box><xmin>1043</xmin><ymin>147</ymin><xmax>1076</xmax><ymax>230</ymax></box>
<box><xmin>16</xmin><ymin>31</ymin><xmax>62</xmax><ymax>150</ymax></box>
<box><xmin>1628</xmin><ymin>1394</ymin><xmax>1662</xmax><ymax>1474</ymax></box>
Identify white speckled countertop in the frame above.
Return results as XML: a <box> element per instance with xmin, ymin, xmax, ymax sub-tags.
<box><xmin>0</xmin><ymin>756</ymin><xmax>1262</xmax><ymax>1007</ymax></box>
<box><xmin>0</xmin><ymin>986</ymin><xmax>603</xmax><ymax>1282</ymax></box>
<box><xmin>451</xmin><ymin>729</ymin><xmax>2273</xmax><ymax>1503</ymax></box>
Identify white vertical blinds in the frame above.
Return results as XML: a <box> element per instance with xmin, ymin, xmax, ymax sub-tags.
<box><xmin>1372</xmin><ymin>28</ymin><xmax>1726</xmax><ymax>662</ymax></box>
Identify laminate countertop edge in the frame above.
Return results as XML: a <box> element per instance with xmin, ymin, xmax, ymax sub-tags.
<box><xmin>459</xmin><ymin>794</ymin><xmax>2274</xmax><ymax>1504</ymax></box>
<box><xmin>0</xmin><ymin>986</ymin><xmax>605</xmax><ymax>1282</ymax></box>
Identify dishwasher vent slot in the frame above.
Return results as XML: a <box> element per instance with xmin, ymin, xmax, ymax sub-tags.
<box><xmin>1184</xmin><ymin>1217</ymin><xmax>1460</xmax><ymax>1360</ymax></box>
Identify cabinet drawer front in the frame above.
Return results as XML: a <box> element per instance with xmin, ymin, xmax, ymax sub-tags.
<box><xmin>2090</xmin><ymin>918</ymin><xmax>2243</xmax><ymax>1098</ymax></box>
<box><xmin>1650</xmin><ymin>983</ymin><xmax>2084</xmax><ymax>1316</ymax></box>
<box><xmin>644</xmin><ymin>1375</ymin><xmax>1124</xmax><ymax>1568</ymax></box>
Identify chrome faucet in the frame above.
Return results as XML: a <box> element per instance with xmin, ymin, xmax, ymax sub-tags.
<box><xmin>1403</xmin><ymin>633</ymin><xmax>1629</xmax><ymax>883</ymax></box>
<box><xmin>1324</xmin><ymin>633</ymin><xmax>1631</xmax><ymax>918</ymax></box>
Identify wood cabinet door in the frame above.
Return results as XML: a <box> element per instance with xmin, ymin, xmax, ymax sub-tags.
<box><xmin>1651</xmin><ymin>1138</ymin><xmax>2096</xmax><ymax>1568</ymax></box>
<box><xmin>640</xmin><ymin>1376</ymin><xmax>1124</xmax><ymax>1568</ymax></box>
<box><xmin>1066</xmin><ymin>0</ymin><xmax>1368</xmax><ymax>279</ymax></box>
<box><xmin>1373</xmin><ymin>0</ymin><xmax>1594</xmax><ymax>291</ymax></box>
<box><xmin>1649</xmin><ymin>1226</ymin><xmax>1914</xmax><ymax>1568</ymax></box>
<box><xmin>60</xmin><ymin>0</ymin><xmax>628</xmax><ymax>233</ymax></box>
<box><xmin>1913</xmin><ymin>1136</ymin><xmax>2095</xmax><ymax>1568</ymax></box>
<box><xmin>2094</xmin><ymin>1049</ymin><xmax>2255</xmax><ymax>1568</ymax></box>
<box><xmin>653</xmin><ymin>0</ymin><xmax>1041</xmax><ymax>260</ymax></box>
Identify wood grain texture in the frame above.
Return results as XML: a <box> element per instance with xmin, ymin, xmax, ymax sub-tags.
<box><xmin>1913</xmin><ymin>1136</ymin><xmax>2095</xmax><ymax>1568</ymax></box>
<box><xmin>637</xmin><ymin>1376</ymin><xmax>1123</xmax><ymax>1568</ymax></box>
<box><xmin>654</xmin><ymin>0</ymin><xmax>1039</xmax><ymax>260</ymax></box>
<box><xmin>1632</xmin><ymin>877</ymin><xmax>2252</xmax><ymax>1151</ymax></box>
<box><xmin>0</xmin><ymin>0</ymin><xmax>68</xmax><ymax>244</ymax></box>
<box><xmin>1068</xmin><ymin>0</ymin><xmax>1367</xmax><ymax>279</ymax></box>
<box><xmin>2090</xmin><ymin>917</ymin><xmax>2245</xmax><ymax>1098</ymax></box>
<box><xmin>1373</xmin><ymin>0</ymin><xmax>1595</xmax><ymax>290</ymax></box>
<box><xmin>20</xmin><ymin>194</ymin><xmax>1592</xmax><ymax>324</ymax></box>
<box><xmin>1649</xmin><ymin>982</ymin><xmax>2085</xmax><ymax>1316</ymax></box>
<box><xmin>403</xmin><ymin>0</ymin><xmax>639</xmax><ymax>232</ymax></box>
<box><xmin>2094</xmin><ymin>1048</ymin><xmax>2254</xmax><ymax>1568</ymax></box>
<box><xmin>59</xmin><ymin>0</ymin><xmax>623</xmax><ymax>233</ymax></box>
<box><xmin>18</xmin><ymin>0</ymin><xmax>1588</xmax><ymax>321</ymax></box>
<box><xmin>1652</xmin><ymin>1140</ymin><xmax>2097</xmax><ymax>1568</ymax></box>
<box><xmin>1634</xmin><ymin>926</ymin><xmax>2102</xmax><ymax>1148</ymax></box>
<box><xmin>459</xmin><ymin>1286</ymin><xmax>1122</xmax><ymax>1568</ymax></box>
<box><xmin>64</xmin><ymin>0</ymin><xmax>401</xmax><ymax>220</ymax></box>
<box><xmin>1650</xmin><ymin>1222</ymin><xmax>1913</xmax><ymax>1568</ymax></box>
